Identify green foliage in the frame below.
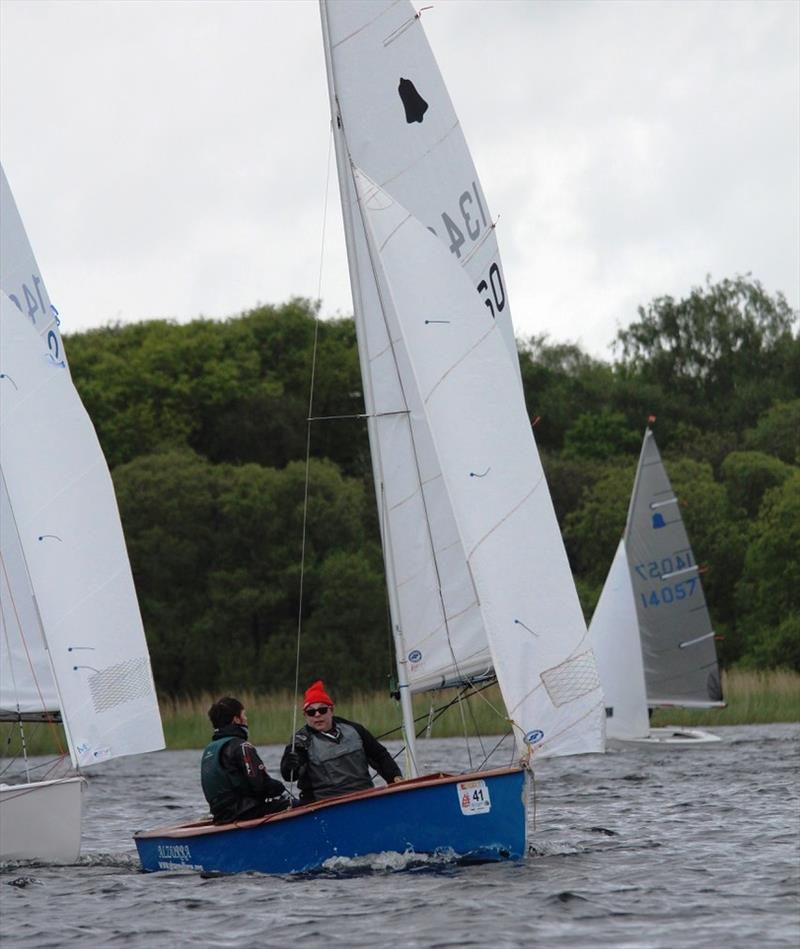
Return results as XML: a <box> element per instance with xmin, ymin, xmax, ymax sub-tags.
<box><xmin>53</xmin><ymin>276</ymin><xmax>799</xmax><ymax>696</ymax></box>
<box><xmin>720</xmin><ymin>451</ymin><xmax>794</xmax><ymax>519</ymax></box>
<box><xmin>735</xmin><ymin>472</ymin><xmax>800</xmax><ymax>669</ymax></box>
<box><xmin>743</xmin><ymin>399</ymin><xmax>800</xmax><ymax>464</ymax></box>
<box><xmin>540</xmin><ymin>451</ymin><xmax>609</xmax><ymax>530</ymax></box>
<box><xmin>517</xmin><ymin>336</ymin><xmax>616</xmax><ymax>450</ymax></box>
<box><xmin>563</xmin><ymin>460</ymin><xmax>635</xmax><ymax>585</ymax></box>
<box><xmin>613</xmin><ymin>275</ymin><xmax>799</xmax><ymax>431</ymax></box>
<box><xmin>563</xmin><ymin>409</ymin><xmax>641</xmax><ymax>460</ymax></box>
<box><xmin>299</xmin><ymin>549</ymin><xmax>389</xmax><ymax>693</ymax></box>
<box><xmin>66</xmin><ymin>299</ymin><xmax>367</xmax><ymax>475</ymax></box>
<box><xmin>113</xmin><ymin>448</ymin><xmax>223</xmax><ymax>691</ymax></box>
<box><xmin>666</xmin><ymin>458</ymin><xmax>749</xmax><ymax>655</ymax></box>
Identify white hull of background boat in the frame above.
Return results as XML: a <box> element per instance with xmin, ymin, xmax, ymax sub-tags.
<box><xmin>608</xmin><ymin>727</ymin><xmax>722</xmax><ymax>751</ymax></box>
<box><xmin>0</xmin><ymin>775</ymin><xmax>86</xmax><ymax>862</ymax></box>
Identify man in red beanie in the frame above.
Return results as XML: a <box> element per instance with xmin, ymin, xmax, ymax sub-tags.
<box><xmin>280</xmin><ymin>680</ymin><xmax>402</xmax><ymax>804</ymax></box>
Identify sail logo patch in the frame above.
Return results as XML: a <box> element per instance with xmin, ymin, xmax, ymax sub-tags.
<box><xmin>398</xmin><ymin>78</ymin><xmax>428</xmax><ymax>123</ymax></box>
<box><xmin>525</xmin><ymin>729</ymin><xmax>545</xmax><ymax>745</ymax></box>
<box><xmin>457</xmin><ymin>779</ymin><xmax>491</xmax><ymax>815</ymax></box>
<box><xmin>408</xmin><ymin>649</ymin><xmax>422</xmax><ymax>664</ymax></box>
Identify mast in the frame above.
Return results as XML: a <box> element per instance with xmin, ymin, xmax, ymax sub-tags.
<box><xmin>319</xmin><ymin>1</ymin><xmax>419</xmax><ymax>775</ymax></box>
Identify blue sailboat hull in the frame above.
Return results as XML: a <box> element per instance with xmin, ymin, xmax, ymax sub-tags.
<box><xmin>134</xmin><ymin>767</ymin><xmax>527</xmax><ymax>875</ymax></box>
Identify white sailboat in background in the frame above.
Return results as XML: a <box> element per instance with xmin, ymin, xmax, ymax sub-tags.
<box><xmin>135</xmin><ymin>0</ymin><xmax>604</xmax><ymax>875</ymax></box>
<box><xmin>0</xmin><ymin>164</ymin><xmax>165</xmax><ymax>862</ymax></box>
<box><xmin>590</xmin><ymin>424</ymin><xmax>725</xmax><ymax>748</ymax></box>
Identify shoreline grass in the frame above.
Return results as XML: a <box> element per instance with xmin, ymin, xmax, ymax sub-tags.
<box><xmin>3</xmin><ymin>668</ymin><xmax>798</xmax><ymax>759</ymax></box>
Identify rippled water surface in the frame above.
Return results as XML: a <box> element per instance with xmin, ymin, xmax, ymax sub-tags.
<box><xmin>1</xmin><ymin>724</ymin><xmax>798</xmax><ymax>948</ymax></box>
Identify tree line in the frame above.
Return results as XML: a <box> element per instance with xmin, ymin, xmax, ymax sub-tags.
<box><xmin>62</xmin><ymin>277</ymin><xmax>799</xmax><ymax>696</ymax></box>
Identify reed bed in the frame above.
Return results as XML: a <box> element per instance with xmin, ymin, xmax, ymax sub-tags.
<box><xmin>650</xmin><ymin>668</ymin><xmax>800</xmax><ymax>727</ymax></box>
<box><xmin>2</xmin><ymin>668</ymin><xmax>797</xmax><ymax>759</ymax></box>
<box><xmin>159</xmin><ymin>684</ymin><xmax>513</xmax><ymax>749</ymax></box>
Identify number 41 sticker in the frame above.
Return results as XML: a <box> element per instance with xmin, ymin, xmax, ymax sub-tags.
<box><xmin>457</xmin><ymin>779</ymin><xmax>491</xmax><ymax>815</ymax></box>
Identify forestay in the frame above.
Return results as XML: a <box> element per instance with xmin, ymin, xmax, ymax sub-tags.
<box><xmin>321</xmin><ymin>0</ymin><xmax>518</xmax><ymax>693</ymax></box>
<box><xmin>355</xmin><ymin>169</ymin><xmax>604</xmax><ymax>758</ymax></box>
<box><xmin>625</xmin><ymin>430</ymin><xmax>723</xmax><ymax>706</ymax></box>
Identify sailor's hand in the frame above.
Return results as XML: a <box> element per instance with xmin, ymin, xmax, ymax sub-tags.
<box><xmin>392</xmin><ymin>776</ymin><xmax>403</xmax><ymax>784</ymax></box>
<box><xmin>284</xmin><ymin>750</ymin><xmax>302</xmax><ymax>773</ymax></box>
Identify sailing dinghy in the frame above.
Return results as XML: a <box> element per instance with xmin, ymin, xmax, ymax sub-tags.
<box><xmin>589</xmin><ymin>425</ymin><xmax>724</xmax><ymax>748</ymax></box>
<box><xmin>0</xmin><ymin>164</ymin><xmax>165</xmax><ymax>862</ymax></box>
<box><xmin>135</xmin><ymin>0</ymin><xmax>604</xmax><ymax>875</ymax></box>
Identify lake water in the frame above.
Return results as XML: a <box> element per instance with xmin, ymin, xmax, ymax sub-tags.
<box><xmin>1</xmin><ymin>724</ymin><xmax>798</xmax><ymax>948</ymax></box>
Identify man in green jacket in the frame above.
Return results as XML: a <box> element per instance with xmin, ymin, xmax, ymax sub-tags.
<box><xmin>201</xmin><ymin>696</ymin><xmax>291</xmax><ymax>824</ymax></box>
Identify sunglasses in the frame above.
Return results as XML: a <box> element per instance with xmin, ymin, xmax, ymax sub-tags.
<box><xmin>305</xmin><ymin>706</ymin><xmax>331</xmax><ymax>716</ymax></box>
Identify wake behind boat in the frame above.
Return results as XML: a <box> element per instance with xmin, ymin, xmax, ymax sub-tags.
<box><xmin>135</xmin><ymin>0</ymin><xmax>604</xmax><ymax>875</ymax></box>
<box><xmin>589</xmin><ymin>423</ymin><xmax>725</xmax><ymax>749</ymax></box>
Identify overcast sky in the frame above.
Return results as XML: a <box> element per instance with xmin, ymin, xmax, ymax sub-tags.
<box><xmin>1</xmin><ymin>0</ymin><xmax>797</xmax><ymax>359</ymax></box>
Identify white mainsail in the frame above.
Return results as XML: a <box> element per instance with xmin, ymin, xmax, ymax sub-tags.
<box><xmin>354</xmin><ymin>169</ymin><xmax>605</xmax><ymax>758</ymax></box>
<box><xmin>0</xmin><ymin>165</ymin><xmax>164</xmax><ymax>768</ymax></box>
<box><xmin>322</xmin><ymin>0</ymin><xmax>604</xmax><ymax>760</ymax></box>
<box><xmin>321</xmin><ymin>0</ymin><xmax>517</xmax><ymax>697</ymax></box>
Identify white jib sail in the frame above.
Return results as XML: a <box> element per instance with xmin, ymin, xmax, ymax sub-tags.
<box><xmin>354</xmin><ymin>168</ymin><xmax>605</xmax><ymax>758</ymax></box>
<box><xmin>588</xmin><ymin>539</ymin><xmax>650</xmax><ymax>740</ymax></box>
<box><xmin>321</xmin><ymin>0</ymin><xmax>518</xmax><ymax>692</ymax></box>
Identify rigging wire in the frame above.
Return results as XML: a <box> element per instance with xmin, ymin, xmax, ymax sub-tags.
<box><xmin>290</xmin><ymin>121</ymin><xmax>335</xmax><ymax>758</ymax></box>
<box><xmin>0</xmin><ymin>543</ymin><xmax>67</xmax><ymax>762</ymax></box>
<box><xmin>377</xmin><ymin>678</ymin><xmax>509</xmax><ymax>756</ymax></box>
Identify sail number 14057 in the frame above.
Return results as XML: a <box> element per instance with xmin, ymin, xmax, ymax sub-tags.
<box><xmin>457</xmin><ymin>779</ymin><xmax>491</xmax><ymax>816</ymax></box>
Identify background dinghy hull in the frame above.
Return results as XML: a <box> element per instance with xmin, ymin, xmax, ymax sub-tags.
<box><xmin>134</xmin><ymin>768</ymin><xmax>527</xmax><ymax>875</ymax></box>
<box><xmin>608</xmin><ymin>727</ymin><xmax>722</xmax><ymax>751</ymax></box>
<box><xmin>0</xmin><ymin>775</ymin><xmax>86</xmax><ymax>863</ymax></box>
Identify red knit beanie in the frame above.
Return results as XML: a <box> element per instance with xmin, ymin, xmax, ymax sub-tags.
<box><xmin>303</xmin><ymin>680</ymin><xmax>334</xmax><ymax>710</ymax></box>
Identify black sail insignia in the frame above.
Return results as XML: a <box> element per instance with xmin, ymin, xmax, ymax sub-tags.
<box><xmin>398</xmin><ymin>77</ymin><xmax>428</xmax><ymax>123</ymax></box>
